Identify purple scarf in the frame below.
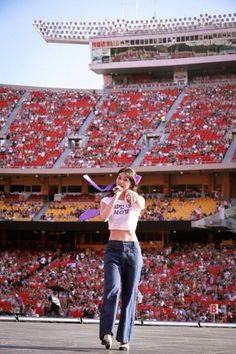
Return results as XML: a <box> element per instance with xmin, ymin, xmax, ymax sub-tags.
<box><xmin>78</xmin><ymin>173</ymin><xmax>142</xmax><ymax>221</ymax></box>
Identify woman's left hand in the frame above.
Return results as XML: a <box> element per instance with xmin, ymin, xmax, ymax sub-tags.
<box><xmin>125</xmin><ymin>190</ymin><xmax>138</xmax><ymax>206</ymax></box>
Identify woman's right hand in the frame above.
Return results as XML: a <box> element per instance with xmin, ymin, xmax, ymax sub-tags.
<box><xmin>113</xmin><ymin>185</ymin><xmax>123</xmax><ymax>196</ymax></box>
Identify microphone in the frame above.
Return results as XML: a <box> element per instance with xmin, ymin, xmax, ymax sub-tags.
<box><xmin>113</xmin><ymin>186</ymin><xmax>121</xmax><ymax>194</ymax></box>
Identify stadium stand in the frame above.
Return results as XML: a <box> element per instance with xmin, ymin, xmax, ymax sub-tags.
<box><xmin>0</xmin><ymin>193</ymin><xmax>44</xmax><ymax>221</ymax></box>
<box><xmin>0</xmin><ymin>243</ymin><xmax>235</xmax><ymax>322</ymax></box>
<box><xmin>62</xmin><ymin>88</ymin><xmax>181</xmax><ymax>168</ymax></box>
<box><xmin>141</xmin><ymin>197</ymin><xmax>218</xmax><ymax>221</ymax></box>
<box><xmin>0</xmin><ymin>89</ymin><xmax>100</xmax><ymax>168</ymax></box>
<box><xmin>0</xmin><ymin>81</ymin><xmax>235</xmax><ymax>169</ymax></box>
<box><xmin>141</xmin><ymin>83</ymin><xmax>236</xmax><ymax>166</ymax></box>
<box><xmin>0</xmin><ymin>12</ymin><xmax>236</xmax><ymax>325</ymax></box>
<box><xmin>0</xmin><ymin>86</ymin><xmax>25</xmax><ymax>131</ymax></box>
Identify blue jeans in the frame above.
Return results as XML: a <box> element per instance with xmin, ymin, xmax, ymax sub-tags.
<box><xmin>99</xmin><ymin>240</ymin><xmax>143</xmax><ymax>343</ymax></box>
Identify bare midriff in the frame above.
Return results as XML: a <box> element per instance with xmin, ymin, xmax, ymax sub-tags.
<box><xmin>109</xmin><ymin>229</ymin><xmax>138</xmax><ymax>242</ymax></box>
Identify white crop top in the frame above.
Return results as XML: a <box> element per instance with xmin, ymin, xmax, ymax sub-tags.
<box><xmin>101</xmin><ymin>196</ymin><xmax>142</xmax><ymax>231</ymax></box>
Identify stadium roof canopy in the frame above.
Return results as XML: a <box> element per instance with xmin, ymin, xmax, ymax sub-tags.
<box><xmin>33</xmin><ymin>13</ymin><xmax>236</xmax><ymax>45</ymax></box>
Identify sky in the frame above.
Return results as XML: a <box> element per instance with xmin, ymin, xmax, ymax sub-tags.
<box><xmin>0</xmin><ymin>0</ymin><xmax>235</xmax><ymax>90</ymax></box>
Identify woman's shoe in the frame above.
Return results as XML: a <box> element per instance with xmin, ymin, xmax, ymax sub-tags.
<box><xmin>101</xmin><ymin>334</ymin><xmax>112</xmax><ymax>349</ymax></box>
<box><xmin>119</xmin><ymin>343</ymin><xmax>129</xmax><ymax>351</ymax></box>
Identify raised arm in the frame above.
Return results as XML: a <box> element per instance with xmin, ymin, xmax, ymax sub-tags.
<box><xmin>99</xmin><ymin>188</ymin><xmax>122</xmax><ymax>221</ymax></box>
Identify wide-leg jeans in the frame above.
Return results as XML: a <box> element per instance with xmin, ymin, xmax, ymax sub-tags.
<box><xmin>99</xmin><ymin>240</ymin><xmax>143</xmax><ymax>343</ymax></box>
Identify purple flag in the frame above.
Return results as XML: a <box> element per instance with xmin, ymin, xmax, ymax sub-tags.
<box><xmin>78</xmin><ymin>173</ymin><xmax>142</xmax><ymax>221</ymax></box>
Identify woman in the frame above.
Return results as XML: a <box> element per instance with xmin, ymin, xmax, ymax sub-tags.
<box><xmin>99</xmin><ymin>167</ymin><xmax>145</xmax><ymax>351</ymax></box>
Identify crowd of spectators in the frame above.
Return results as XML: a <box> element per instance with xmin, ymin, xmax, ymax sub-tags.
<box><xmin>0</xmin><ymin>81</ymin><xmax>235</xmax><ymax>168</ymax></box>
<box><xmin>40</xmin><ymin>199</ymin><xmax>100</xmax><ymax>222</ymax></box>
<box><xmin>190</xmin><ymin>74</ymin><xmax>236</xmax><ymax>84</ymax></box>
<box><xmin>0</xmin><ymin>249</ymin><xmax>56</xmax><ymax>316</ymax></box>
<box><xmin>63</xmin><ymin>88</ymin><xmax>180</xmax><ymax>168</ymax></box>
<box><xmin>0</xmin><ymin>89</ymin><xmax>100</xmax><ymax>168</ymax></box>
<box><xmin>138</xmin><ymin>243</ymin><xmax>235</xmax><ymax>322</ymax></box>
<box><xmin>140</xmin><ymin>198</ymin><xmax>218</xmax><ymax>221</ymax></box>
<box><xmin>0</xmin><ymin>243</ymin><xmax>235</xmax><ymax>323</ymax></box>
<box><xmin>0</xmin><ymin>192</ymin><xmax>227</xmax><ymax>222</ymax></box>
<box><xmin>0</xmin><ymin>194</ymin><xmax>44</xmax><ymax>221</ymax></box>
<box><xmin>141</xmin><ymin>83</ymin><xmax>236</xmax><ymax>166</ymax></box>
<box><xmin>0</xmin><ymin>86</ymin><xmax>25</xmax><ymax>130</ymax></box>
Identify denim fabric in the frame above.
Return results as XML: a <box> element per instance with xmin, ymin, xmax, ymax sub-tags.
<box><xmin>99</xmin><ymin>240</ymin><xmax>143</xmax><ymax>343</ymax></box>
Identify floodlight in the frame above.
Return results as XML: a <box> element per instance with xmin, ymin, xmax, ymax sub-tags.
<box><xmin>34</xmin><ymin>11</ymin><xmax>235</xmax><ymax>45</ymax></box>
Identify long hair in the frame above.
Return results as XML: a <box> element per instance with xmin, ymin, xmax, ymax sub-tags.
<box><xmin>116</xmin><ymin>167</ymin><xmax>137</xmax><ymax>191</ymax></box>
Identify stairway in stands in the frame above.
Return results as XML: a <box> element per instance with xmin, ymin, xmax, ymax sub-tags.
<box><xmin>132</xmin><ymin>88</ymin><xmax>186</xmax><ymax>167</ymax></box>
<box><xmin>0</xmin><ymin>91</ymin><xmax>30</xmax><ymax>137</ymax></box>
<box><xmin>52</xmin><ymin>91</ymin><xmax>108</xmax><ymax>168</ymax></box>
<box><xmin>223</xmin><ymin>134</ymin><xmax>236</xmax><ymax>162</ymax></box>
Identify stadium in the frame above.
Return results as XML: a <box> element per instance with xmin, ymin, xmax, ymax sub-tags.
<box><xmin>0</xmin><ymin>5</ymin><xmax>236</xmax><ymax>353</ymax></box>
